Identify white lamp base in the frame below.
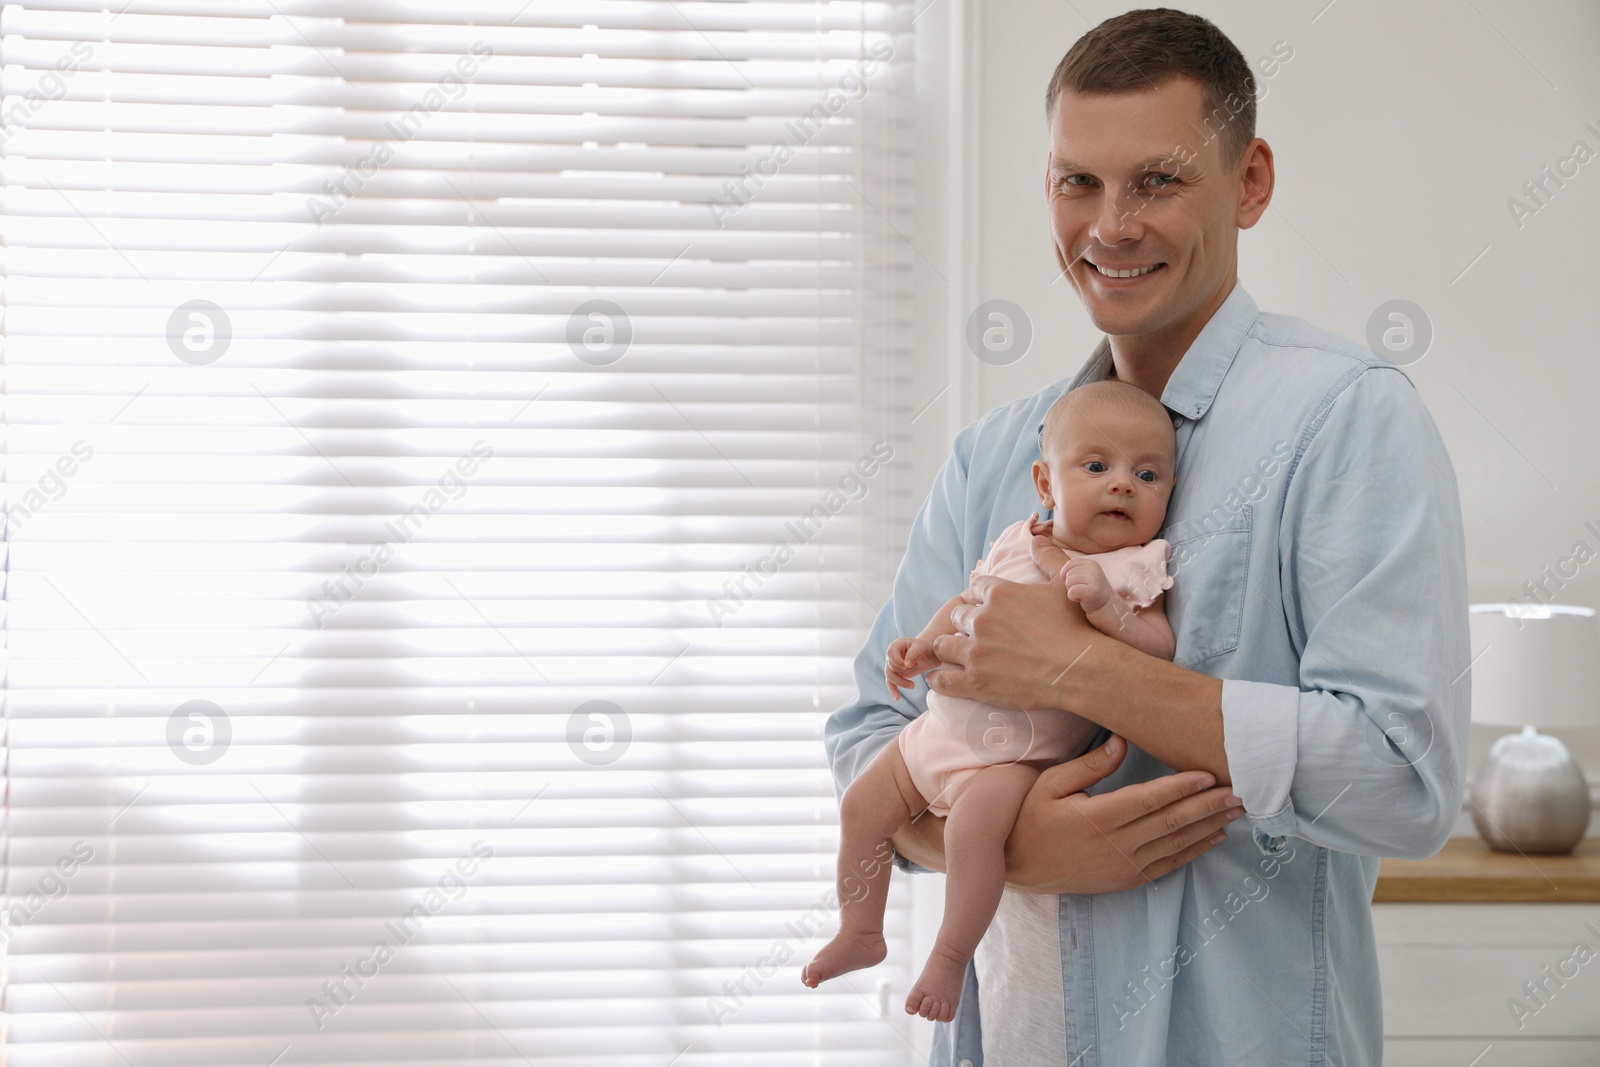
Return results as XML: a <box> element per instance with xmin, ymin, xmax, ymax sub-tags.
<box><xmin>1470</xmin><ymin>726</ymin><xmax>1592</xmax><ymax>854</ymax></box>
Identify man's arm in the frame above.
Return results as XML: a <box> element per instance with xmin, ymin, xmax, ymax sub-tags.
<box><xmin>1208</xmin><ymin>368</ymin><xmax>1469</xmax><ymax>860</ymax></box>
<box><xmin>932</xmin><ymin>367</ymin><xmax>1470</xmax><ymax>860</ymax></box>
<box><xmin>824</xmin><ymin>431</ymin><xmax>978</xmax><ymax>815</ymax></box>
<box><xmin>931</xmin><ymin>586</ymin><xmax>1230</xmax><ymax>780</ymax></box>
<box><xmin>827</xmin><ymin>417</ymin><xmax>1243</xmax><ymax>888</ymax></box>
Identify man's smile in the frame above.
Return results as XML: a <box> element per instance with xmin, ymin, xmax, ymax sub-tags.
<box><xmin>1087</xmin><ymin>260</ymin><xmax>1166</xmax><ymax>280</ymax></box>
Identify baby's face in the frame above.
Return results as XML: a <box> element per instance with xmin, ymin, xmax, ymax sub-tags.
<box><xmin>1034</xmin><ymin>407</ymin><xmax>1175</xmax><ymax>553</ymax></box>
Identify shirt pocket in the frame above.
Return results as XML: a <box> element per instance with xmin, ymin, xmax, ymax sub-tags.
<box><xmin>1161</xmin><ymin>505</ymin><xmax>1254</xmax><ymax>670</ymax></box>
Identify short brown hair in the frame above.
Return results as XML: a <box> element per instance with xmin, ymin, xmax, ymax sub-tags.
<box><xmin>1045</xmin><ymin>7</ymin><xmax>1256</xmax><ymax>166</ymax></box>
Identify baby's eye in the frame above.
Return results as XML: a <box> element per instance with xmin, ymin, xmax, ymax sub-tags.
<box><xmin>1137</xmin><ymin>470</ymin><xmax>1157</xmax><ymax>483</ymax></box>
<box><xmin>1085</xmin><ymin>461</ymin><xmax>1107</xmax><ymax>473</ymax></box>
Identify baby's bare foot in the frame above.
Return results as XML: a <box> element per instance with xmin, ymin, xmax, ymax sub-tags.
<box><xmin>801</xmin><ymin>930</ymin><xmax>887</xmax><ymax>988</ymax></box>
<box><xmin>904</xmin><ymin>945</ymin><xmax>967</xmax><ymax>1022</ymax></box>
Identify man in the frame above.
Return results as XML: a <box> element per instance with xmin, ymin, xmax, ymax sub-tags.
<box><xmin>825</xmin><ymin>8</ymin><xmax>1469</xmax><ymax>1066</ymax></box>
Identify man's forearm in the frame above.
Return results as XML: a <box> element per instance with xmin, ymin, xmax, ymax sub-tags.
<box><xmin>1053</xmin><ymin>630</ymin><xmax>1230</xmax><ymax>782</ymax></box>
<box><xmin>937</xmin><ymin>580</ymin><xmax>1228</xmax><ymax>778</ymax></box>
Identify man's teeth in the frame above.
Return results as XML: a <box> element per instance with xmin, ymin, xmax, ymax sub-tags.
<box><xmin>1093</xmin><ymin>263</ymin><xmax>1159</xmax><ymax>278</ymax></box>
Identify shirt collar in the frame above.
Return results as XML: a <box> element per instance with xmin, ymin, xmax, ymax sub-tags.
<box><xmin>1068</xmin><ymin>280</ymin><xmax>1259</xmax><ymax>421</ymax></box>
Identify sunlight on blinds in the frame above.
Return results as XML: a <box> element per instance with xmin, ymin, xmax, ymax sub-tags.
<box><xmin>1</xmin><ymin>1</ymin><xmax>917</xmax><ymax>1063</ymax></box>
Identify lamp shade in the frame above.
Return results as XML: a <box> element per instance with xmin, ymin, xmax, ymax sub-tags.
<box><xmin>1468</xmin><ymin>604</ymin><xmax>1600</xmax><ymax>729</ymax></box>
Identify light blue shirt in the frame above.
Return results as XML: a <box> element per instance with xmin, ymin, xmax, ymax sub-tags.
<box><xmin>825</xmin><ymin>281</ymin><xmax>1471</xmax><ymax>1066</ymax></box>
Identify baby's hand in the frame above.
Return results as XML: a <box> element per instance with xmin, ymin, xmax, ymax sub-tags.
<box><xmin>885</xmin><ymin>636</ymin><xmax>941</xmax><ymax>701</ymax></box>
<box><xmin>1062</xmin><ymin>557</ymin><xmax>1114</xmax><ymax>614</ymax></box>
<box><xmin>1027</xmin><ymin>514</ymin><xmax>1063</xmax><ymax>577</ymax></box>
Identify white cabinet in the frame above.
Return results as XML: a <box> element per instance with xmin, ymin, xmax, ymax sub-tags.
<box><xmin>1374</xmin><ymin>903</ymin><xmax>1600</xmax><ymax>1066</ymax></box>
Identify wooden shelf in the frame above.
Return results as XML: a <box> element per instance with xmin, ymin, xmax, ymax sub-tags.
<box><xmin>1374</xmin><ymin>837</ymin><xmax>1600</xmax><ymax>902</ymax></box>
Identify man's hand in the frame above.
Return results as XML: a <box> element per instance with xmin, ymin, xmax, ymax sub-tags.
<box><xmin>1008</xmin><ymin>735</ymin><xmax>1244</xmax><ymax>892</ymax></box>
<box><xmin>891</xmin><ymin>735</ymin><xmax>1245</xmax><ymax>892</ymax></box>
<box><xmin>929</xmin><ymin>573</ymin><xmax>1094</xmax><ymax>712</ymax></box>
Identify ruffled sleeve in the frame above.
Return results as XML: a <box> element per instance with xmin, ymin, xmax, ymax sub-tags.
<box><xmin>972</xmin><ymin>518</ymin><xmax>1036</xmax><ymax>581</ymax></box>
<box><xmin>1112</xmin><ymin>538</ymin><xmax>1173</xmax><ymax>609</ymax></box>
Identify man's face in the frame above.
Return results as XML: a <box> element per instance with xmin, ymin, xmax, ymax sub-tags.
<box><xmin>1045</xmin><ymin>77</ymin><xmax>1255</xmax><ymax>344</ymax></box>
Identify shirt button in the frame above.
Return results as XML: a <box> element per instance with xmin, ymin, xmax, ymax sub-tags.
<box><xmin>1172</xmin><ymin>415</ymin><xmax>1184</xmax><ymax>427</ymax></box>
<box><xmin>959</xmin><ymin>1061</ymin><xmax>974</xmax><ymax>1067</ymax></box>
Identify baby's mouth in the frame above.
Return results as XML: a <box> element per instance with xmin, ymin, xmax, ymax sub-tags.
<box><xmin>1103</xmin><ymin>509</ymin><xmax>1131</xmax><ymax>520</ymax></box>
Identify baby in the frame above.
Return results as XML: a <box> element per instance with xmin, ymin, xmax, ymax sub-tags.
<box><xmin>800</xmin><ymin>378</ymin><xmax>1179</xmax><ymax>1021</ymax></box>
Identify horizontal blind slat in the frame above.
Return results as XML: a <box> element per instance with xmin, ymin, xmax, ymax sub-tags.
<box><xmin>3</xmin><ymin>2</ymin><xmax>916</xmax><ymax>1060</ymax></box>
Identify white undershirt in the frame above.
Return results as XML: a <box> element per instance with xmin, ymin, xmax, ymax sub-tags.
<box><xmin>972</xmin><ymin>887</ymin><xmax>1068</xmax><ymax>1065</ymax></box>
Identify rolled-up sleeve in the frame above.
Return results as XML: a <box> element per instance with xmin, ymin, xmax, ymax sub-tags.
<box><xmin>1220</xmin><ymin>366</ymin><xmax>1471</xmax><ymax>860</ymax></box>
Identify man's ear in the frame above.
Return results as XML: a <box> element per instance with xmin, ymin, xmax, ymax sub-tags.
<box><xmin>1235</xmin><ymin>137</ymin><xmax>1274</xmax><ymax>230</ymax></box>
<box><xmin>1032</xmin><ymin>459</ymin><xmax>1054</xmax><ymax>508</ymax></box>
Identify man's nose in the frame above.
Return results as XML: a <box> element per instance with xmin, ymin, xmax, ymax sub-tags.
<box><xmin>1091</xmin><ymin>183</ymin><xmax>1143</xmax><ymax>244</ymax></box>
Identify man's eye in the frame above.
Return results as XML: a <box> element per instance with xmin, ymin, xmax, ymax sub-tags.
<box><xmin>1147</xmin><ymin>173</ymin><xmax>1178</xmax><ymax>188</ymax></box>
<box><xmin>1085</xmin><ymin>461</ymin><xmax>1107</xmax><ymax>473</ymax></box>
<box><xmin>1058</xmin><ymin>174</ymin><xmax>1091</xmax><ymax>188</ymax></box>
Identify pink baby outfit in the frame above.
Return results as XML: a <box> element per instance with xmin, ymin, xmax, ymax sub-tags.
<box><xmin>896</xmin><ymin>518</ymin><xmax>1172</xmax><ymax>816</ymax></box>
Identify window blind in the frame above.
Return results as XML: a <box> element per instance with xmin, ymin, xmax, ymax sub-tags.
<box><xmin>1</xmin><ymin>2</ymin><xmax>918</xmax><ymax>1063</ymax></box>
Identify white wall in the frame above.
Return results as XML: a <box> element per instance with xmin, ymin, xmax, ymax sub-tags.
<box><xmin>930</xmin><ymin>0</ymin><xmax>1600</xmax><ymax>819</ymax></box>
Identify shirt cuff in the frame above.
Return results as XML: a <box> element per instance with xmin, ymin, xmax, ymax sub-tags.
<box><xmin>1220</xmin><ymin>678</ymin><xmax>1301</xmax><ymax>855</ymax></box>
<box><xmin>893</xmin><ymin>850</ymin><xmax>934</xmax><ymax>875</ymax></box>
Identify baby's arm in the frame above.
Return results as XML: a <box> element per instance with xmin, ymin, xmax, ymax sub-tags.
<box><xmin>1026</xmin><ymin>513</ymin><xmax>1072</xmax><ymax>582</ymax></box>
<box><xmin>1061</xmin><ymin>558</ymin><xmax>1176</xmax><ymax>661</ymax></box>
<box><xmin>885</xmin><ymin>592</ymin><xmax>967</xmax><ymax>700</ymax></box>
<box><xmin>1105</xmin><ymin>590</ymin><xmax>1176</xmax><ymax>661</ymax></box>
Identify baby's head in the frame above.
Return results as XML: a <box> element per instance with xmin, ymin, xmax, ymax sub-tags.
<box><xmin>1032</xmin><ymin>379</ymin><xmax>1177</xmax><ymax>554</ymax></box>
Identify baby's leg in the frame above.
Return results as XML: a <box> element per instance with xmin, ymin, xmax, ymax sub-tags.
<box><xmin>905</xmin><ymin>761</ymin><xmax>1040</xmax><ymax>1023</ymax></box>
<box><xmin>801</xmin><ymin>740</ymin><xmax>928</xmax><ymax>988</ymax></box>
